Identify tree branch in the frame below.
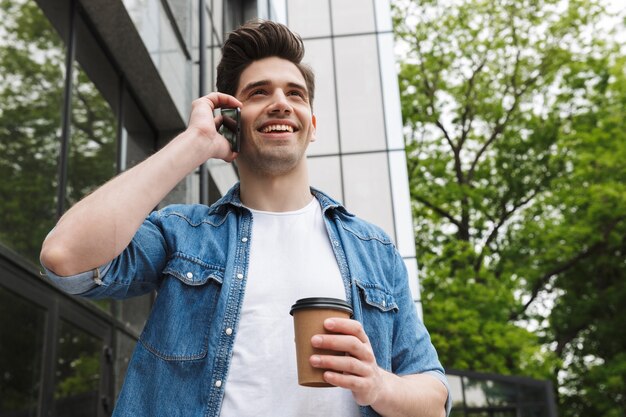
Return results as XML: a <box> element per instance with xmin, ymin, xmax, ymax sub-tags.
<box><xmin>413</xmin><ymin>194</ymin><xmax>462</xmax><ymax>229</ymax></box>
<box><xmin>458</xmin><ymin>57</ymin><xmax>487</xmax><ymax>150</ymax></box>
<box><xmin>509</xmin><ymin>216</ymin><xmax>625</xmax><ymax>321</ymax></box>
<box><xmin>473</xmin><ymin>189</ymin><xmax>540</xmax><ymax>272</ymax></box>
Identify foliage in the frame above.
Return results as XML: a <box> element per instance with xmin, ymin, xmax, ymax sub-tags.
<box><xmin>0</xmin><ymin>0</ymin><xmax>115</xmax><ymax>411</ymax></box>
<box><xmin>393</xmin><ymin>0</ymin><xmax>626</xmax><ymax>415</ymax></box>
<box><xmin>0</xmin><ymin>0</ymin><xmax>116</xmax><ymax>264</ymax></box>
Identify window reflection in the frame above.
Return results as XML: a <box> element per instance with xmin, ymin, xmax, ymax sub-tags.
<box><xmin>67</xmin><ymin>62</ymin><xmax>117</xmax><ymax>208</ymax></box>
<box><xmin>0</xmin><ymin>0</ymin><xmax>64</xmax><ymax>264</ymax></box>
<box><xmin>0</xmin><ymin>286</ymin><xmax>45</xmax><ymax>416</ymax></box>
<box><xmin>67</xmin><ymin>62</ymin><xmax>117</xmax><ymax>313</ymax></box>
<box><xmin>463</xmin><ymin>377</ymin><xmax>517</xmax><ymax>407</ymax></box>
<box><xmin>450</xmin><ymin>372</ymin><xmax>555</xmax><ymax>417</ymax></box>
<box><xmin>52</xmin><ymin>320</ymin><xmax>102</xmax><ymax>417</ymax></box>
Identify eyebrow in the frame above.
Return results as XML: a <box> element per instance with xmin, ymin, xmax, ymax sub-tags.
<box><xmin>239</xmin><ymin>80</ymin><xmax>308</xmax><ymax>97</ymax></box>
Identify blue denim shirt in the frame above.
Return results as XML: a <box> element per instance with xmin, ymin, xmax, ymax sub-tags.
<box><xmin>46</xmin><ymin>184</ymin><xmax>451</xmax><ymax>416</ymax></box>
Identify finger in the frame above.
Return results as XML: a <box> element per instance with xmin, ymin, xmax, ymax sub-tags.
<box><xmin>213</xmin><ymin>114</ymin><xmax>224</xmax><ymax>129</ymax></box>
<box><xmin>200</xmin><ymin>92</ymin><xmax>243</xmax><ymax>110</ymax></box>
<box><xmin>311</xmin><ymin>334</ymin><xmax>374</xmax><ymax>362</ymax></box>
<box><xmin>310</xmin><ymin>354</ymin><xmax>369</xmax><ymax>377</ymax></box>
<box><xmin>324</xmin><ymin>318</ymin><xmax>371</xmax><ymax>345</ymax></box>
<box><xmin>324</xmin><ymin>371</ymin><xmax>363</xmax><ymax>392</ymax></box>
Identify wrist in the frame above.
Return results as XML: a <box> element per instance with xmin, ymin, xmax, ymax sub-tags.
<box><xmin>370</xmin><ymin>369</ymin><xmax>399</xmax><ymax>414</ymax></box>
<box><xmin>175</xmin><ymin>127</ymin><xmax>219</xmax><ymax>164</ymax></box>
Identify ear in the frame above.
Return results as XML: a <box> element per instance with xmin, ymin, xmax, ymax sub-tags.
<box><xmin>310</xmin><ymin>114</ymin><xmax>317</xmax><ymax>142</ymax></box>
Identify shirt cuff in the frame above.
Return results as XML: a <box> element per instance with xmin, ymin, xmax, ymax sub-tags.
<box><xmin>42</xmin><ymin>262</ymin><xmax>112</xmax><ymax>295</ymax></box>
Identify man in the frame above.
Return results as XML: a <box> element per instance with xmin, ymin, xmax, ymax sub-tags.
<box><xmin>41</xmin><ymin>20</ymin><xmax>450</xmax><ymax>417</ymax></box>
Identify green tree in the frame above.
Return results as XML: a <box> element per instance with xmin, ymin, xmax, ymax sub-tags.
<box><xmin>0</xmin><ymin>0</ymin><xmax>115</xmax><ymax>411</ymax></box>
<box><xmin>393</xmin><ymin>0</ymin><xmax>625</xmax><ymax>414</ymax></box>
<box><xmin>0</xmin><ymin>0</ymin><xmax>116</xmax><ymax>264</ymax></box>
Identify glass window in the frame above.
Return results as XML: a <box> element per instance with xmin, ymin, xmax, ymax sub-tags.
<box><xmin>331</xmin><ymin>0</ymin><xmax>376</xmax><ymax>36</ymax></box>
<box><xmin>342</xmin><ymin>153</ymin><xmax>394</xmax><ymax>238</ymax></box>
<box><xmin>334</xmin><ymin>35</ymin><xmax>386</xmax><ymax>153</ymax></box>
<box><xmin>0</xmin><ymin>286</ymin><xmax>45</xmax><ymax>416</ymax></box>
<box><xmin>0</xmin><ymin>0</ymin><xmax>65</xmax><ymax>265</ymax></box>
<box><xmin>447</xmin><ymin>374</ymin><xmax>465</xmax><ymax>409</ymax></box>
<box><xmin>307</xmin><ymin>155</ymin><xmax>343</xmax><ymax>202</ymax></box>
<box><xmin>463</xmin><ymin>377</ymin><xmax>517</xmax><ymax>407</ymax></box>
<box><xmin>303</xmin><ymin>38</ymin><xmax>339</xmax><ymax>157</ymax></box>
<box><xmin>519</xmin><ymin>384</ymin><xmax>546</xmax><ymax>404</ymax></box>
<box><xmin>52</xmin><ymin>320</ymin><xmax>103</xmax><ymax>417</ymax></box>
<box><xmin>287</xmin><ymin>0</ymin><xmax>331</xmax><ymax>38</ymax></box>
<box><xmin>520</xmin><ymin>406</ymin><xmax>546</xmax><ymax>417</ymax></box>
<box><xmin>66</xmin><ymin>61</ymin><xmax>117</xmax><ymax>208</ymax></box>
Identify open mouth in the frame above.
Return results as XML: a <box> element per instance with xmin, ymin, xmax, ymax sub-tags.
<box><xmin>259</xmin><ymin>124</ymin><xmax>296</xmax><ymax>133</ymax></box>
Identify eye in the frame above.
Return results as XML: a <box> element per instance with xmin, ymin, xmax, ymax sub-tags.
<box><xmin>288</xmin><ymin>90</ymin><xmax>306</xmax><ymax>99</ymax></box>
<box><xmin>250</xmin><ymin>89</ymin><xmax>267</xmax><ymax>97</ymax></box>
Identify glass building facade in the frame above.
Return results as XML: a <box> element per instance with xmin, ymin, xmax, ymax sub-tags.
<box><xmin>446</xmin><ymin>370</ymin><xmax>558</xmax><ymax>417</ymax></box>
<box><xmin>0</xmin><ymin>0</ymin><xmax>557</xmax><ymax>415</ymax></box>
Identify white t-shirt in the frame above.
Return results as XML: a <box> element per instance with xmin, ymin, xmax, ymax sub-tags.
<box><xmin>219</xmin><ymin>198</ymin><xmax>361</xmax><ymax>417</ymax></box>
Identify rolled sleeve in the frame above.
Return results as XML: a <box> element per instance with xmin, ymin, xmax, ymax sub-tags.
<box><xmin>43</xmin><ymin>262</ymin><xmax>112</xmax><ymax>295</ymax></box>
<box><xmin>42</xmin><ymin>210</ymin><xmax>168</xmax><ymax>300</ymax></box>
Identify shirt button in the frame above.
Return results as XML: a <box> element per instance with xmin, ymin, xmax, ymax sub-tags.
<box><xmin>225</xmin><ymin>328</ymin><xmax>233</xmax><ymax>335</ymax></box>
<box><xmin>241</xmin><ymin>237</ymin><xmax>248</xmax><ymax>243</ymax></box>
<box><xmin>215</xmin><ymin>380</ymin><xmax>222</xmax><ymax>388</ymax></box>
<box><xmin>186</xmin><ymin>272</ymin><xmax>193</xmax><ymax>279</ymax></box>
<box><xmin>237</xmin><ymin>273</ymin><xmax>244</xmax><ymax>279</ymax></box>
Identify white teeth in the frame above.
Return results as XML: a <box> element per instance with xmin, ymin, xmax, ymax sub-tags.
<box><xmin>261</xmin><ymin>124</ymin><xmax>294</xmax><ymax>133</ymax></box>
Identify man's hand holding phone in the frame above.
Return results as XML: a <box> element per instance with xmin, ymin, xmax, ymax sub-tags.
<box><xmin>187</xmin><ymin>93</ymin><xmax>242</xmax><ymax>163</ymax></box>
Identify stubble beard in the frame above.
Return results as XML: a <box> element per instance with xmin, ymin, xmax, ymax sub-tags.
<box><xmin>239</xmin><ymin>144</ymin><xmax>306</xmax><ymax>177</ymax></box>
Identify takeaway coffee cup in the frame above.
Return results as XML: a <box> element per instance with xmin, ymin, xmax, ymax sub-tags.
<box><xmin>289</xmin><ymin>297</ymin><xmax>353</xmax><ymax>387</ymax></box>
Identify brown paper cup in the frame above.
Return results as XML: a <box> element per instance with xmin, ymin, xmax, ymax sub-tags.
<box><xmin>290</xmin><ymin>297</ymin><xmax>353</xmax><ymax>387</ymax></box>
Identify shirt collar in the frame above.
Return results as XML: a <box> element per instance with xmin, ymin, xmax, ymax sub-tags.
<box><xmin>208</xmin><ymin>182</ymin><xmax>353</xmax><ymax>216</ymax></box>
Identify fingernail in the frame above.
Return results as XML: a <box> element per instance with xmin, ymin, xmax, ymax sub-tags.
<box><xmin>310</xmin><ymin>355</ymin><xmax>321</xmax><ymax>366</ymax></box>
<box><xmin>311</xmin><ymin>335</ymin><xmax>322</xmax><ymax>346</ymax></box>
<box><xmin>325</xmin><ymin>319</ymin><xmax>335</xmax><ymax>329</ymax></box>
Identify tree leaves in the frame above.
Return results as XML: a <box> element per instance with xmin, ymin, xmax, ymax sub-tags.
<box><xmin>394</xmin><ymin>0</ymin><xmax>625</xmax><ymax>414</ymax></box>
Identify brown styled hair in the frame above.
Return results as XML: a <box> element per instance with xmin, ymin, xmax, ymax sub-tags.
<box><xmin>216</xmin><ymin>20</ymin><xmax>315</xmax><ymax>107</ymax></box>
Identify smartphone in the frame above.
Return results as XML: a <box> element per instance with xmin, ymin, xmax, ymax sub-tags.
<box><xmin>219</xmin><ymin>107</ymin><xmax>241</xmax><ymax>152</ymax></box>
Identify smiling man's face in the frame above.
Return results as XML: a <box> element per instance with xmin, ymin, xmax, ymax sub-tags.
<box><xmin>234</xmin><ymin>56</ymin><xmax>316</xmax><ymax>177</ymax></box>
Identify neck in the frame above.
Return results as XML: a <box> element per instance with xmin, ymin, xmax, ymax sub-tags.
<box><xmin>238</xmin><ymin>162</ymin><xmax>313</xmax><ymax>212</ymax></box>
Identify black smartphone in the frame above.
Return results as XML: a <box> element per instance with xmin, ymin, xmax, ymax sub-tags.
<box><xmin>219</xmin><ymin>107</ymin><xmax>241</xmax><ymax>152</ymax></box>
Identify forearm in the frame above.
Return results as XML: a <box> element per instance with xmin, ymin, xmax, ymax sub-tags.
<box><xmin>41</xmin><ymin>129</ymin><xmax>212</xmax><ymax>276</ymax></box>
<box><xmin>371</xmin><ymin>372</ymin><xmax>448</xmax><ymax>417</ymax></box>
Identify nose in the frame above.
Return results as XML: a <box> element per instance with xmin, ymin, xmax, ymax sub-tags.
<box><xmin>268</xmin><ymin>90</ymin><xmax>292</xmax><ymax>114</ymax></box>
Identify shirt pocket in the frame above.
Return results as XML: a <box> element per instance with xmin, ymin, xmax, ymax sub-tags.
<box><xmin>355</xmin><ymin>281</ymin><xmax>398</xmax><ymax>370</ymax></box>
<box><xmin>356</xmin><ymin>281</ymin><xmax>398</xmax><ymax>312</ymax></box>
<box><xmin>139</xmin><ymin>253</ymin><xmax>224</xmax><ymax>361</ymax></box>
